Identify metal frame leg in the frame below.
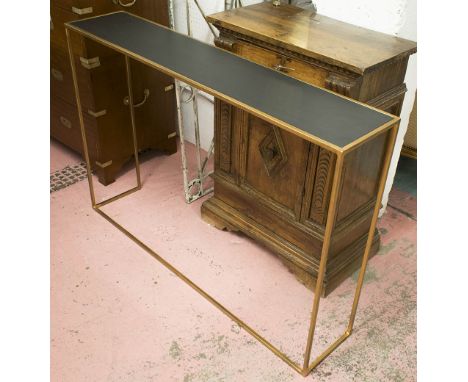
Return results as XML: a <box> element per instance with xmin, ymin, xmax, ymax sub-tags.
<box><xmin>302</xmin><ymin>152</ymin><xmax>344</xmax><ymax>372</ymax></box>
<box><xmin>301</xmin><ymin>123</ymin><xmax>399</xmax><ymax>376</ymax></box>
<box><xmin>346</xmin><ymin>125</ymin><xmax>399</xmax><ymax>335</ymax></box>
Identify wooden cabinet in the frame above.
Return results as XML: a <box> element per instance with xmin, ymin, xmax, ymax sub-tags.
<box><xmin>50</xmin><ymin>0</ymin><xmax>177</xmax><ymax>185</ymax></box>
<box><xmin>203</xmin><ymin>3</ymin><xmax>416</xmax><ymax>295</ymax></box>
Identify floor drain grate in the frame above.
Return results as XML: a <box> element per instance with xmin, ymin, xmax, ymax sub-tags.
<box><xmin>50</xmin><ymin>162</ymin><xmax>88</xmax><ymax>193</ymax></box>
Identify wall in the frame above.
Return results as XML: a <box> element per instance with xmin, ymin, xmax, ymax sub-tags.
<box><xmin>173</xmin><ymin>0</ymin><xmax>417</xmax><ymax>211</ymax></box>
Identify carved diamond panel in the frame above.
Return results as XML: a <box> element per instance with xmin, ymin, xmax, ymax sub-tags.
<box><xmin>258</xmin><ymin>126</ymin><xmax>288</xmax><ymax>177</ymax></box>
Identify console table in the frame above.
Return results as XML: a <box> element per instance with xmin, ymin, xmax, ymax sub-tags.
<box><xmin>65</xmin><ymin>12</ymin><xmax>399</xmax><ymax>377</ymax></box>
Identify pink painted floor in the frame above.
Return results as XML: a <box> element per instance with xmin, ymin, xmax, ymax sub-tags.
<box><xmin>51</xmin><ymin>140</ymin><xmax>416</xmax><ymax>381</ymax></box>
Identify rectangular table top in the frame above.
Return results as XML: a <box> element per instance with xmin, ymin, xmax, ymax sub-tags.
<box><xmin>66</xmin><ymin>12</ymin><xmax>397</xmax><ymax>152</ymax></box>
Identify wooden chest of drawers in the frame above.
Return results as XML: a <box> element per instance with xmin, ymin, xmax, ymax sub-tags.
<box><xmin>50</xmin><ymin>0</ymin><xmax>178</xmax><ymax>185</ymax></box>
<box><xmin>203</xmin><ymin>3</ymin><xmax>416</xmax><ymax>295</ymax></box>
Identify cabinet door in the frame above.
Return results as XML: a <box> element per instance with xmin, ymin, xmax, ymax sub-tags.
<box><xmin>239</xmin><ymin>114</ymin><xmax>310</xmax><ymax>220</ymax></box>
<box><xmin>130</xmin><ymin>60</ymin><xmax>177</xmax><ymax>148</ymax></box>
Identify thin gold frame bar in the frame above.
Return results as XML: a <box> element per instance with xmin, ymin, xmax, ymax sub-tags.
<box><xmin>65</xmin><ymin>24</ymin><xmax>400</xmax><ymax>377</ymax></box>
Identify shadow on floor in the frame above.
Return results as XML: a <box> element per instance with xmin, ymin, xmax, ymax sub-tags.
<box><xmin>393</xmin><ymin>156</ymin><xmax>417</xmax><ymax>197</ymax></box>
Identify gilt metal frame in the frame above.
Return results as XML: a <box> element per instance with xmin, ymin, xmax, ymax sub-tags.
<box><xmin>65</xmin><ymin>16</ymin><xmax>399</xmax><ymax>376</ymax></box>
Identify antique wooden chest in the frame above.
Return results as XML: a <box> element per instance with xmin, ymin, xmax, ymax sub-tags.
<box><xmin>203</xmin><ymin>3</ymin><xmax>416</xmax><ymax>295</ymax></box>
<box><xmin>51</xmin><ymin>0</ymin><xmax>178</xmax><ymax>185</ymax></box>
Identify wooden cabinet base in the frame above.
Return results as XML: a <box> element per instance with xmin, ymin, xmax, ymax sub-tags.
<box><xmin>202</xmin><ymin>196</ymin><xmax>379</xmax><ymax>297</ymax></box>
<box><xmin>201</xmin><ymin>97</ymin><xmax>388</xmax><ymax>297</ymax></box>
<box><xmin>93</xmin><ymin>135</ymin><xmax>178</xmax><ymax>186</ymax></box>
<box><xmin>204</xmin><ymin>3</ymin><xmax>415</xmax><ymax>293</ymax></box>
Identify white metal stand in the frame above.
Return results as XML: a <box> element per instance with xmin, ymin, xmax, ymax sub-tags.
<box><xmin>168</xmin><ymin>0</ymin><xmax>242</xmax><ymax>203</ymax></box>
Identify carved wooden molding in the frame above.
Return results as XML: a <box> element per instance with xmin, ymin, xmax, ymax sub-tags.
<box><xmin>215</xmin><ymin>100</ymin><xmax>232</xmax><ymax>173</ymax></box>
<box><xmin>367</xmin><ymin>83</ymin><xmax>407</xmax><ymax>108</ymax></box>
<box><xmin>309</xmin><ymin>149</ymin><xmax>335</xmax><ymax>225</ymax></box>
<box><xmin>214</xmin><ymin>35</ymin><xmax>236</xmax><ymax>51</ymax></box>
<box><xmin>325</xmin><ymin>74</ymin><xmax>358</xmax><ymax>97</ymax></box>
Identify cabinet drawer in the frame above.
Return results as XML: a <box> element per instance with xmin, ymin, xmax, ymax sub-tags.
<box><xmin>50</xmin><ymin>43</ymin><xmax>77</xmax><ymax>106</ymax></box>
<box><xmin>51</xmin><ymin>40</ymin><xmax>128</xmax><ymax>112</ymax></box>
<box><xmin>50</xmin><ymin>96</ymin><xmax>84</xmax><ymax>154</ymax></box>
<box><xmin>76</xmin><ymin>52</ymin><xmax>128</xmax><ymax>112</ymax></box>
<box><xmin>51</xmin><ymin>0</ymin><xmax>115</xmax><ymax>15</ymax></box>
<box><xmin>236</xmin><ymin>41</ymin><xmax>329</xmax><ymax>87</ymax></box>
<box><xmin>51</xmin><ymin>0</ymin><xmax>170</xmax><ymax>25</ymax></box>
<box><xmin>51</xmin><ymin>95</ymin><xmax>101</xmax><ymax>155</ymax></box>
<box><xmin>50</xmin><ymin>3</ymin><xmax>117</xmax><ymax>58</ymax></box>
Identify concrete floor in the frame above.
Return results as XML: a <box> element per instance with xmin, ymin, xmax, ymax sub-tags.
<box><xmin>51</xmin><ymin>140</ymin><xmax>416</xmax><ymax>381</ymax></box>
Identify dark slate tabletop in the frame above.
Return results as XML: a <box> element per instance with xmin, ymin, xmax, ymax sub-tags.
<box><xmin>67</xmin><ymin>12</ymin><xmax>394</xmax><ymax>149</ymax></box>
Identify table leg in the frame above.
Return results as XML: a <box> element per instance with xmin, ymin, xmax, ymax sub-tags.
<box><xmin>302</xmin><ymin>123</ymin><xmax>399</xmax><ymax>376</ymax></box>
<box><xmin>302</xmin><ymin>152</ymin><xmax>345</xmax><ymax>374</ymax></box>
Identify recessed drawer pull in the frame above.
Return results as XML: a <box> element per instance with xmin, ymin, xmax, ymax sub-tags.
<box><xmin>112</xmin><ymin>0</ymin><xmax>137</xmax><ymax>7</ymax></box>
<box><xmin>59</xmin><ymin>116</ymin><xmax>72</xmax><ymax>129</ymax></box>
<box><xmin>71</xmin><ymin>6</ymin><xmax>93</xmax><ymax>15</ymax></box>
<box><xmin>79</xmin><ymin>56</ymin><xmax>101</xmax><ymax>69</ymax></box>
<box><xmin>123</xmin><ymin>88</ymin><xmax>150</xmax><ymax>108</ymax></box>
<box><xmin>51</xmin><ymin>68</ymin><xmax>63</xmax><ymax>81</ymax></box>
<box><xmin>273</xmin><ymin>64</ymin><xmax>295</xmax><ymax>73</ymax></box>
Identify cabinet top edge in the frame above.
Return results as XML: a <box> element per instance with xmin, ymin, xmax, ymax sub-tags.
<box><xmin>207</xmin><ymin>3</ymin><xmax>417</xmax><ymax>75</ymax></box>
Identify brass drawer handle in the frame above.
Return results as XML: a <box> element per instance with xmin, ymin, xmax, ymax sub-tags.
<box><xmin>124</xmin><ymin>88</ymin><xmax>150</xmax><ymax>108</ymax></box>
<box><xmin>59</xmin><ymin>116</ymin><xmax>72</xmax><ymax>129</ymax></box>
<box><xmin>273</xmin><ymin>64</ymin><xmax>295</xmax><ymax>73</ymax></box>
<box><xmin>113</xmin><ymin>0</ymin><xmax>137</xmax><ymax>7</ymax></box>
<box><xmin>51</xmin><ymin>68</ymin><xmax>63</xmax><ymax>81</ymax></box>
